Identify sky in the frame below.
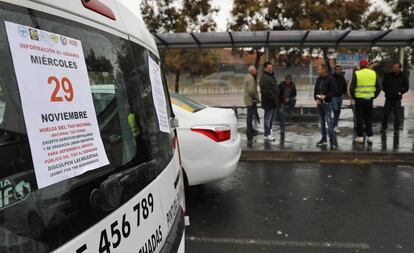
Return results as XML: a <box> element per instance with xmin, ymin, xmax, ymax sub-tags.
<box><xmin>211</xmin><ymin>0</ymin><xmax>233</xmax><ymax>31</ymax></box>
<box><xmin>134</xmin><ymin>0</ymin><xmax>395</xmax><ymax>31</ymax></box>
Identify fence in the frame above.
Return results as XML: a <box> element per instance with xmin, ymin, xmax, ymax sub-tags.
<box><xmin>165</xmin><ymin>65</ymin><xmax>319</xmax><ymax>96</ymax></box>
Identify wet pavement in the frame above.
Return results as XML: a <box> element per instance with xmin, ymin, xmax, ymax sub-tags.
<box><xmin>238</xmin><ymin>107</ymin><xmax>414</xmax><ymax>153</ymax></box>
<box><xmin>187</xmin><ymin>91</ymin><xmax>414</xmax><ymax>107</ymax></box>
<box><xmin>185</xmin><ymin>161</ymin><xmax>414</xmax><ymax>253</ymax></box>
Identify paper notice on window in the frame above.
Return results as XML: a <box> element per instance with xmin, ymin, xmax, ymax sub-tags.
<box><xmin>148</xmin><ymin>56</ymin><xmax>171</xmax><ymax>133</ymax></box>
<box><xmin>5</xmin><ymin>21</ymin><xmax>109</xmax><ymax>189</ymax></box>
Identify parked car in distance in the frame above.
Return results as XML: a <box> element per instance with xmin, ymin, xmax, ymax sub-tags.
<box><xmin>170</xmin><ymin>93</ymin><xmax>241</xmax><ymax>186</ymax></box>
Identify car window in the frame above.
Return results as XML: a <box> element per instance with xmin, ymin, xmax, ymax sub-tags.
<box><xmin>0</xmin><ymin>2</ymin><xmax>173</xmax><ymax>252</ymax></box>
<box><xmin>170</xmin><ymin>92</ymin><xmax>206</xmax><ymax>113</ymax></box>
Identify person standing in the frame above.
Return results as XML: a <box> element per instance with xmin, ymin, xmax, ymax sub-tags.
<box><xmin>243</xmin><ymin>65</ymin><xmax>260</xmax><ymax>135</ymax></box>
<box><xmin>314</xmin><ymin>64</ymin><xmax>337</xmax><ymax>149</ymax></box>
<box><xmin>349</xmin><ymin>59</ymin><xmax>381</xmax><ymax>144</ymax></box>
<box><xmin>381</xmin><ymin>63</ymin><xmax>409</xmax><ymax>134</ymax></box>
<box><xmin>331</xmin><ymin>65</ymin><xmax>348</xmax><ymax>133</ymax></box>
<box><xmin>278</xmin><ymin>74</ymin><xmax>297</xmax><ymax>132</ymax></box>
<box><xmin>260</xmin><ymin>61</ymin><xmax>279</xmax><ymax>141</ymax></box>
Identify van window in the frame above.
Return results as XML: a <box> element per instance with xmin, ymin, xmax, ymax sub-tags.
<box><xmin>0</xmin><ymin>2</ymin><xmax>173</xmax><ymax>252</ymax></box>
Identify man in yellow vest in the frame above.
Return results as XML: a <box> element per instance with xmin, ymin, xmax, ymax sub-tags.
<box><xmin>349</xmin><ymin>59</ymin><xmax>381</xmax><ymax>144</ymax></box>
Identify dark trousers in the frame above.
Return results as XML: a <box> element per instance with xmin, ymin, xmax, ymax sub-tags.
<box><xmin>381</xmin><ymin>99</ymin><xmax>402</xmax><ymax>131</ymax></box>
<box><xmin>331</xmin><ymin>96</ymin><xmax>342</xmax><ymax>128</ymax></box>
<box><xmin>246</xmin><ymin>103</ymin><xmax>256</xmax><ymax>132</ymax></box>
<box><xmin>279</xmin><ymin>104</ymin><xmax>286</xmax><ymax>130</ymax></box>
<box><xmin>279</xmin><ymin>97</ymin><xmax>297</xmax><ymax>130</ymax></box>
<box><xmin>253</xmin><ymin>106</ymin><xmax>260</xmax><ymax>124</ymax></box>
<box><xmin>318</xmin><ymin>103</ymin><xmax>336</xmax><ymax>145</ymax></box>
<box><xmin>355</xmin><ymin>98</ymin><xmax>373</xmax><ymax>137</ymax></box>
<box><xmin>264</xmin><ymin>107</ymin><xmax>276</xmax><ymax>136</ymax></box>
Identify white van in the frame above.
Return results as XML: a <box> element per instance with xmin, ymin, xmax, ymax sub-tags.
<box><xmin>0</xmin><ymin>0</ymin><xmax>185</xmax><ymax>252</ymax></box>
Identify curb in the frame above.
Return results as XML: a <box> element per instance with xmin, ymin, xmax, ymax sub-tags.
<box><xmin>240</xmin><ymin>149</ymin><xmax>414</xmax><ymax>165</ymax></box>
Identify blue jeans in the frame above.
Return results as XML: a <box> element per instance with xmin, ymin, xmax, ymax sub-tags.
<box><xmin>331</xmin><ymin>96</ymin><xmax>342</xmax><ymax>128</ymax></box>
<box><xmin>246</xmin><ymin>105</ymin><xmax>255</xmax><ymax>132</ymax></box>
<box><xmin>264</xmin><ymin>107</ymin><xmax>276</xmax><ymax>136</ymax></box>
<box><xmin>318</xmin><ymin>103</ymin><xmax>336</xmax><ymax>145</ymax></box>
<box><xmin>279</xmin><ymin>97</ymin><xmax>297</xmax><ymax>129</ymax></box>
<box><xmin>287</xmin><ymin>97</ymin><xmax>297</xmax><ymax>112</ymax></box>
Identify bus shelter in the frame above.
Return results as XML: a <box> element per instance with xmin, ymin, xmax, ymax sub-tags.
<box><xmin>153</xmin><ymin>29</ymin><xmax>414</xmax><ymax>63</ymax></box>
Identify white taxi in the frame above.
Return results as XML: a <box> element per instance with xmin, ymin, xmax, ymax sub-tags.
<box><xmin>171</xmin><ymin>93</ymin><xmax>241</xmax><ymax>186</ymax></box>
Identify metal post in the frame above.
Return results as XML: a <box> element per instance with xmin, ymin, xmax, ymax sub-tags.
<box><xmin>399</xmin><ymin>47</ymin><xmax>405</xmax><ymax>68</ymax></box>
<box><xmin>265</xmin><ymin>47</ymin><xmax>269</xmax><ymax>61</ymax></box>
<box><xmin>309</xmin><ymin>60</ymin><xmax>313</xmax><ymax>95</ymax></box>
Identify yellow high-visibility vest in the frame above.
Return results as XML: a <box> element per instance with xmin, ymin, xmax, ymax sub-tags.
<box><xmin>128</xmin><ymin>113</ymin><xmax>139</xmax><ymax>137</ymax></box>
<box><xmin>355</xmin><ymin>68</ymin><xmax>377</xmax><ymax>99</ymax></box>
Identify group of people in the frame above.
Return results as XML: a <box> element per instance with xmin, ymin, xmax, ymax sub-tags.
<box><xmin>244</xmin><ymin>62</ymin><xmax>298</xmax><ymax>141</ymax></box>
<box><xmin>244</xmin><ymin>60</ymin><xmax>409</xmax><ymax>150</ymax></box>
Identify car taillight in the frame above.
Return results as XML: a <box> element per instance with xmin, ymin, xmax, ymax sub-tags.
<box><xmin>191</xmin><ymin>126</ymin><xmax>231</xmax><ymax>142</ymax></box>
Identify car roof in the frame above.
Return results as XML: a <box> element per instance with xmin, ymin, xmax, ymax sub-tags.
<box><xmin>3</xmin><ymin>0</ymin><xmax>159</xmax><ymax>57</ymax></box>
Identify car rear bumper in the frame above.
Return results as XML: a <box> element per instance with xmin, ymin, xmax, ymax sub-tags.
<box><xmin>187</xmin><ymin>133</ymin><xmax>241</xmax><ymax>186</ymax></box>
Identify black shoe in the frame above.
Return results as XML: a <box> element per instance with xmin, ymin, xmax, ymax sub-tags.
<box><xmin>246</xmin><ymin>129</ymin><xmax>257</xmax><ymax>136</ymax></box>
<box><xmin>316</xmin><ymin>139</ymin><xmax>327</xmax><ymax>146</ymax></box>
<box><xmin>330</xmin><ymin>144</ymin><xmax>337</xmax><ymax>150</ymax></box>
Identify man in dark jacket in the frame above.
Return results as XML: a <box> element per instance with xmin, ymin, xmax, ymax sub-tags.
<box><xmin>331</xmin><ymin>65</ymin><xmax>348</xmax><ymax>133</ymax></box>
<box><xmin>260</xmin><ymin>61</ymin><xmax>279</xmax><ymax>141</ymax></box>
<box><xmin>381</xmin><ymin>63</ymin><xmax>409</xmax><ymax>133</ymax></box>
<box><xmin>278</xmin><ymin>74</ymin><xmax>297</xmax><ymax>131</ymax></box>
<box><xmin>314</xmin><ymin>64</ymin><xmax>337</xmax><ymax>149</ymax></box>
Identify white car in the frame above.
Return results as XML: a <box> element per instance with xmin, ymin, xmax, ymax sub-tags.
<box><xmin>171</xmin><ymin>93</ymin><xmax>241</xmax><ymax>186</ymax></box>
